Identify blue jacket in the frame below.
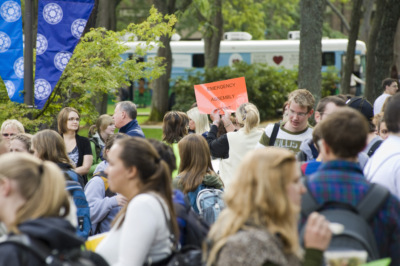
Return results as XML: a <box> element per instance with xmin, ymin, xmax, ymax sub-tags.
<box><xmin>119</xmin><ymin>119</ymin><xmax>145</xmax><ymax>138</ymax></box>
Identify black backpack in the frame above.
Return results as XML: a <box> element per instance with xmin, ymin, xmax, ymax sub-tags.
<box><xmin>301</xmin><ymin>183</ymin><xmax>390</xmax><ymax>261</ymax></box>
<box><xmin>174</xmin><ymin>196</ymin><xmax>209</xmax><ymax>248</ymax></box>
<box><xmin>0</xmin><ymin>234</ymin><xmax>109</xmax><ymax>266</ymax></box>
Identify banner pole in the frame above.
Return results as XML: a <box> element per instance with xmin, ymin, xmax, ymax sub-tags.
<box><xmin>24</xmin><ymin>0</ymin><xmax>34</xmax><ymax>107</ymax></box>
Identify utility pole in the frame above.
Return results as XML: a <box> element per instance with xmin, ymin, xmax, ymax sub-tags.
<box><xmin>24</xmin><ymin>0</ymin><xmax>34</xmax><ymax>107</ymax></box>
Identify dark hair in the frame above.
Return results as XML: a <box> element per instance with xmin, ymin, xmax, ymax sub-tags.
<box><xmin>162</xmin><ymin>111</ymin><xmax>189</xmax><ymax>144</ymax></box>
<box><xmin>316</xmin><ymin>96</ymin><xmax>346</xmax><ymax>113</ymax></box>
<box><xmin>116</xmin><ymin>101</ymin><xmax>137</xmax><ymax>120</ymax></box>
<box><xmin>113</xmin><ymin>137</ymin><xmax>179</xmax><ymax>237</ymax></box>
<box><xmin>319</xmin><ymin>107</ymin><xmax>368</xmax><ymax>158</ymax></box>
<box><xmin>312</xmin><ymin>124</ymin><xmax>322</xmax><ymax>152</ymax></box>
<box><xmin>384</xmin><ymin>93</ymin><xmax>400</xmax><ymax>133</ymax></box>
<box><xmin>148</xmin><ymin>139</ymin><xmax>176</xmax><ymax>175</ymax></box>
<box><xmin>382</xmin><ymin>78</ymin><xmax>397</xmax><ymax>91</ymax></box>
<box><xmin>57</xmin><ymin>107</ymin><xmax>80</xmax><ymax>134</ymax></box>
<box><xmin>103</xmin><ymin>133</ymin><xmax>128</xmax><ymax>161</ymax></box>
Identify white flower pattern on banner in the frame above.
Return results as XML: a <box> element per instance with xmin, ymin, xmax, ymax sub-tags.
<box><xmin>34</xmin><ymin>79</ymin><xmax>52</xmax><ymax>100</ymax></box>
<box><xmin>4</xmin><ymin>80</ymin><xmax>15</xmax><ymax>98</ymax></box>
<box><xmin>36</xmin><ymin>34</ymin><xmax>48</xmax><ymax>55</ymax></box>
<box><xmin>13</xmin><ymin>57</ymin><xmax>24</xmax><ymax>78</ymax></box>
<box><xmin>71</xmin><ymin>19</ymin><xmax>87</xmax><ymax>39</ymax></box>
<box><xmin>54</xmin><ymin>51</ymin><xmax>72</xmax><ymax>71</ymax></box>
<box><xmin>43</xmin><ymin>3</ymin><xmax>63</xmax><ymax>25</ymax></box>
<box><xmin>0</xmin><ymin>1</ymin><xmax>21</xmax><ymax>22</ymax></box>
<box><xmin>0</xmin><ymin>32</ymin><xmax>11</xmax><ymax>53</ymax></box>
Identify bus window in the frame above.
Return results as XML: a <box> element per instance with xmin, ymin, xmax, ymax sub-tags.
<box><xmin>322</xmin><ymin>52</ymin><xmax>335</xmax><ymax>66</ymax></box>
<box><xmin>193</xmin><ymin>54</ymin><xmax>205</xmax><ymax>68</ymax></box>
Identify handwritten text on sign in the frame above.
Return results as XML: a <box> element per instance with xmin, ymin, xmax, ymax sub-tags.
<box><xmin>194</xmin><ymin>77</ymin><xmax>248</xmax><ymax>114</ymax></box>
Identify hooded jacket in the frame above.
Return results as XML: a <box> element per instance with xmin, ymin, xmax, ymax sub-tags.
<box><xmin>0</xmin><ymin>217</ymin><xmax>84</xmax><ymax>266</ymax></box>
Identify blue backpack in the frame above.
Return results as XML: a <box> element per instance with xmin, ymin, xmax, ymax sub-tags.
<box><xmin>65</xmin><ymin>180</ymin><xmax>91</xmax><ymax>240</ymax></box>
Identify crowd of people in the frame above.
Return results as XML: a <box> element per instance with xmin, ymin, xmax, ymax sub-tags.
<box><xmin>0</xmin><ymin>77</ymin><xmax>399</xmax><ymax>265</ymax></box>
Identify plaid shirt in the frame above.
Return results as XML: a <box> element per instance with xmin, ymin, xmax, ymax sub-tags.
<box><xmin>300</xmin><ymin>160</ymin><xmax>400</xmax><ymax>265</ymax></box>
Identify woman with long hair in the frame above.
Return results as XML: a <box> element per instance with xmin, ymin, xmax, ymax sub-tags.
<box><xmin>32</xmin><ymin>129</ymin><xmax>85</xmax><ymax>188</ymax></box>
<box><xmin>88</xmin><ymin>114</ymin><xmax>115</xmax><ymax>176</ymax></box>
<box><xmin>96</xmin><ymin>137</ymin><xmax>179</xmax><ymax>265</ymax></box>
<box><xmin>0</xmin><ymin>153</ymin><xmax>84</xmax><ymax>265</ymax></box>
<box><xmin>162</xmin><ymin>111</ymin><xmax>189</xmax><ymax>178</ymax></box>
<box><xmin>187</xmin><ymin>107</ymin><xmax>210</xmax><ymax>138</ymax></box>
<box><xmin>57</xmin><ymin>107</ymin><xmax>93</xmax><ymax>183</ymax></box>
<box><xmin>206</xmin><ymin>147</ymin><xmax>331</xmax><ymax>266</ymax></box>
<box><xmin>207</xmin><ymin>103</ymin><xmax>263</xmax><ymax>188</ymax></box>
<box><xmin>176</xmin><ymin>134</ymin><xmax>223</xmax><ymax>213</ymax></box>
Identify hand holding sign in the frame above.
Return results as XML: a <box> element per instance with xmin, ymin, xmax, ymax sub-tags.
<box><xmin>194</xmin><ymin>77</ymin><xmax>248</xmax><ymax>114</ymax></box>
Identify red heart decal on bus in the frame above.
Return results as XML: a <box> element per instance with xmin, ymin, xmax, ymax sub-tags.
<box><xmin>273</xmin><ymin>56</ymin><xmax>283</xmax><ymax>65</ymax></box>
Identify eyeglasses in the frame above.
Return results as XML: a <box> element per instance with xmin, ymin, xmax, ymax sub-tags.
<box><xmin>288</xmin><ymin>109</ymin><xmax>309</xmax><ymax>118</ymax></box>
<box><xmin>68</xmin><ymin>117</ymin><xmax>80</xmax><ymax>122</ymax></box>
<box><xmin>2</xmin><ymin>133</ymin><xmax>15</xmax><ymax>137</ymax></box>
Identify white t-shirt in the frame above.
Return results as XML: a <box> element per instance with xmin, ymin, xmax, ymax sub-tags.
<box><xmin>96</xmin><ymin>193</ymin><xmax>171</xmax><ymax>266</ymax></box>
<box><xmin>373</xmin><ymin>93</ymin><xmax>391</xmax><ymax>115</ymax></box>
<box><xmin>364</xmin><ymin>135</ymin><xmax>400</xmax><ymax>199</ymax></box>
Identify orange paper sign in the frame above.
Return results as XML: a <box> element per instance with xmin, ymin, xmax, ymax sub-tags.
<box><xmin>194</xmin><ymin>77</ymin><xmax>248</xmax><ymax>114</ymax></box>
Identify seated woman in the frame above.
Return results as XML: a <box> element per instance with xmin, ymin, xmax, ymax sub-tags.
<box><xmin>206</xmin><ymin>147</ymin><xmax>331</xmax><ymax>266</ymax></box>
<box><xmin>57</xmin><ymin>107</ymin><xmax>93</xmax><ymax>183</ymax></box>
<box><xmin>9</xmin><ymin>133</ymin><xmax>33</xmax><ymax>153</ymax></box>
<box><xmin>176</xmin><ymin>134</ymin><xmax>223</xmax><ymax>214</ymax></box>
<box><xmin>0</xmin><ymin>153</ymin><xmax>83</xmax><ymax>265</ymax></box>
<box><xmin>85</xmin><ymin>133</ymin><xmax>128</xmax><ymax>235</ymax></box>
<box><xmin>88</xmin><ymin>114</ymin><xmax>115</xmax><ymax>176</ymax></box>
<box><xmin>96</xmin><ymin>137</ymin><xmax>178</xmax><ymax>265</ymax></box>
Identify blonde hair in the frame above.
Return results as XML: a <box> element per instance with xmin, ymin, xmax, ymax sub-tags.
<box><xmin>187</xmin><ymin>107</ymin><xmax>210</xmax><ymax>135</ymax></box>
<box><xmin>88</xmin><ymin>114</ymin><xmax>114</xmax><ymax>139</ymax></box>
<box><xmin>0</xmin><ymin>153</ymin><xmax>70</xmax><ymax>234</ymax></box>
<box><xmin>0</xmin><ymin>119</ymin><xmax>25</xmax><ymax>134</ymax></box>
<box><xmin>206</xmin><ymin>147</ymin><xmax>299</xmax><ymax>265</ymax></box>
<box><xmin>288</xmin><ymin>89</ymin><xmax>315</xmax><ymax>112</ymax></box>
<box><xmin>235</xmin><ymin>103</ymin><xmax>260</xmax><ymax>134</ymax></box>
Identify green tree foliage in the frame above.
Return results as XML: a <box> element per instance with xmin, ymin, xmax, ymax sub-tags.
<box><xmin>172</xmin><ymin>62</ymin><xmax>298</xmax><ymax>120</ymax></box>
<box><xmin>0</xmin><ymin>6</ymin><xmax>176</xmax><ymax>132</ymax></box>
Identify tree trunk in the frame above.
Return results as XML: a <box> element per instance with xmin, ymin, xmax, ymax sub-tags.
<box><xmin>204</xmin><ymin>0</ymin><xmax>223</xmax><ymax>68</ymax></box>
<box><xmin>298</xmin><ymin>0</ymin><xmax>326</xmax><ymax>106</ymax></box>
<box><xmin>365</xmin><ymin>0</ymin><xmax>400</xmax><ymax>103</ymax></box>
<box><xmin>394</xmin><ymin>19</ymin><xmax>400</xmax><ymax>75</ymax></box>
<box><xmin>96</xmin><ymin>0</ymin><xmax>119</xmax><ymax>30</ymax></box>
<box><xmin>340</xmin><ymin>0</ymin><xmax>363</xmax><ymax>95</ymax></box>
<box><xmin>149</xmin><ymin>0</ymin><xmax>174</xmax><ymax>121</ymax></box>
<box><xmin>149</xmin><ymin>35</ymin><xmax>172</xmax><ymax>121</ymax></box>
<box><xmin>359</xmin><ymin>0</ymin><xmax>375</xmax><ymax>43</ymax></box>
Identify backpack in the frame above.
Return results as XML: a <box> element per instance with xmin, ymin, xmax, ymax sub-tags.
<box><xmin>0</xmin><ymin>234</ymin><xmax>109</xmax><ymax>266</ymax></box>
<box><xmin>301</xmin><ymin>183</ymin><xmax>390</xmax><ymax>261</ymax></box>
<box><xmin>196</xmin><ymin>188</ymin><xmax>225</xmax><ymax>225</ymax></box>
<box><xmin>174</xmin><ymin>194</ymin><xmax>209</xmax><ymax>248</ymax></box>
<box><xmin>89</xmin><ymin>137</ymin><xmax>102</xmax><ymax>162</ymax></box>
<box><xmin>367</xmin><ymin>140</ymin><xmax>382</xmax><ymax>157</ymax></box>
<box><xmin>65</xmin><ymin>169</ymin><xmax>85</xmax><ymax>189</ymax></box>
<box><xmin>66</xmin><ymin>180</ymin><xmax>92</xmax><ymax>240</ymax></box>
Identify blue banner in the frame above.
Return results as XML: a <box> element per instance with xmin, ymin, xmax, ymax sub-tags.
<box><xmin>0</xmin><ymin>0</ymin><xmax>24</xmax><ymax>103</ymax></box>
<box><xmin>34</xmin><ymin>0</ymin><xmax>94</xmax><ymax>109</ymax></box>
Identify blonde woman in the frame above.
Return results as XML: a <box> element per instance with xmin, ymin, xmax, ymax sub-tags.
<box><xmin>207</xmin><ymin>103</ymin><xmax>263</xmax><ymax>188</ymax></box>
<box><xmin>0</xmin><ymin>153</ymin><xmax>85</xmax><ymax>265</ymax></box>
<box><xmin>206</xmin><ymin>147</ymin><xmax>331</xmax><ymax>266</ymax></box>
<box><xmin>187</xmin><ymin>107</ymin><xmax>210</xmax><ymax>138</ymax></box>
<box><xmin>0</xmin><ymin>119</ymin><xmax>24</xmax><ymax>148</ymax></box>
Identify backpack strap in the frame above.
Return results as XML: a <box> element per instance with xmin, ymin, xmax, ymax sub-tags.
<box><xmin>367</xmin><ymin>140</ymin><xmax>382</xmax><ymax>157</ymax></box>
<box><xmin>300</xmin><ymin>181</ymin><xmax>320</xmax><ymax>217</ymax></box>
<box><xmin>356</xmin><ymin>183</ymin><xmax>390</xmax><ymax>221</ymax></box>
<box><xmin>268</xmin><ymin>122</ymin><xmax>280</xmax><ymax>146</ymax></box>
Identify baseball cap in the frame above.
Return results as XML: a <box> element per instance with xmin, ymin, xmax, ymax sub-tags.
<box><xmin>346</xmin><ymin>97</ymin><xmax>373</xmax><ymax>121</ymax></box>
